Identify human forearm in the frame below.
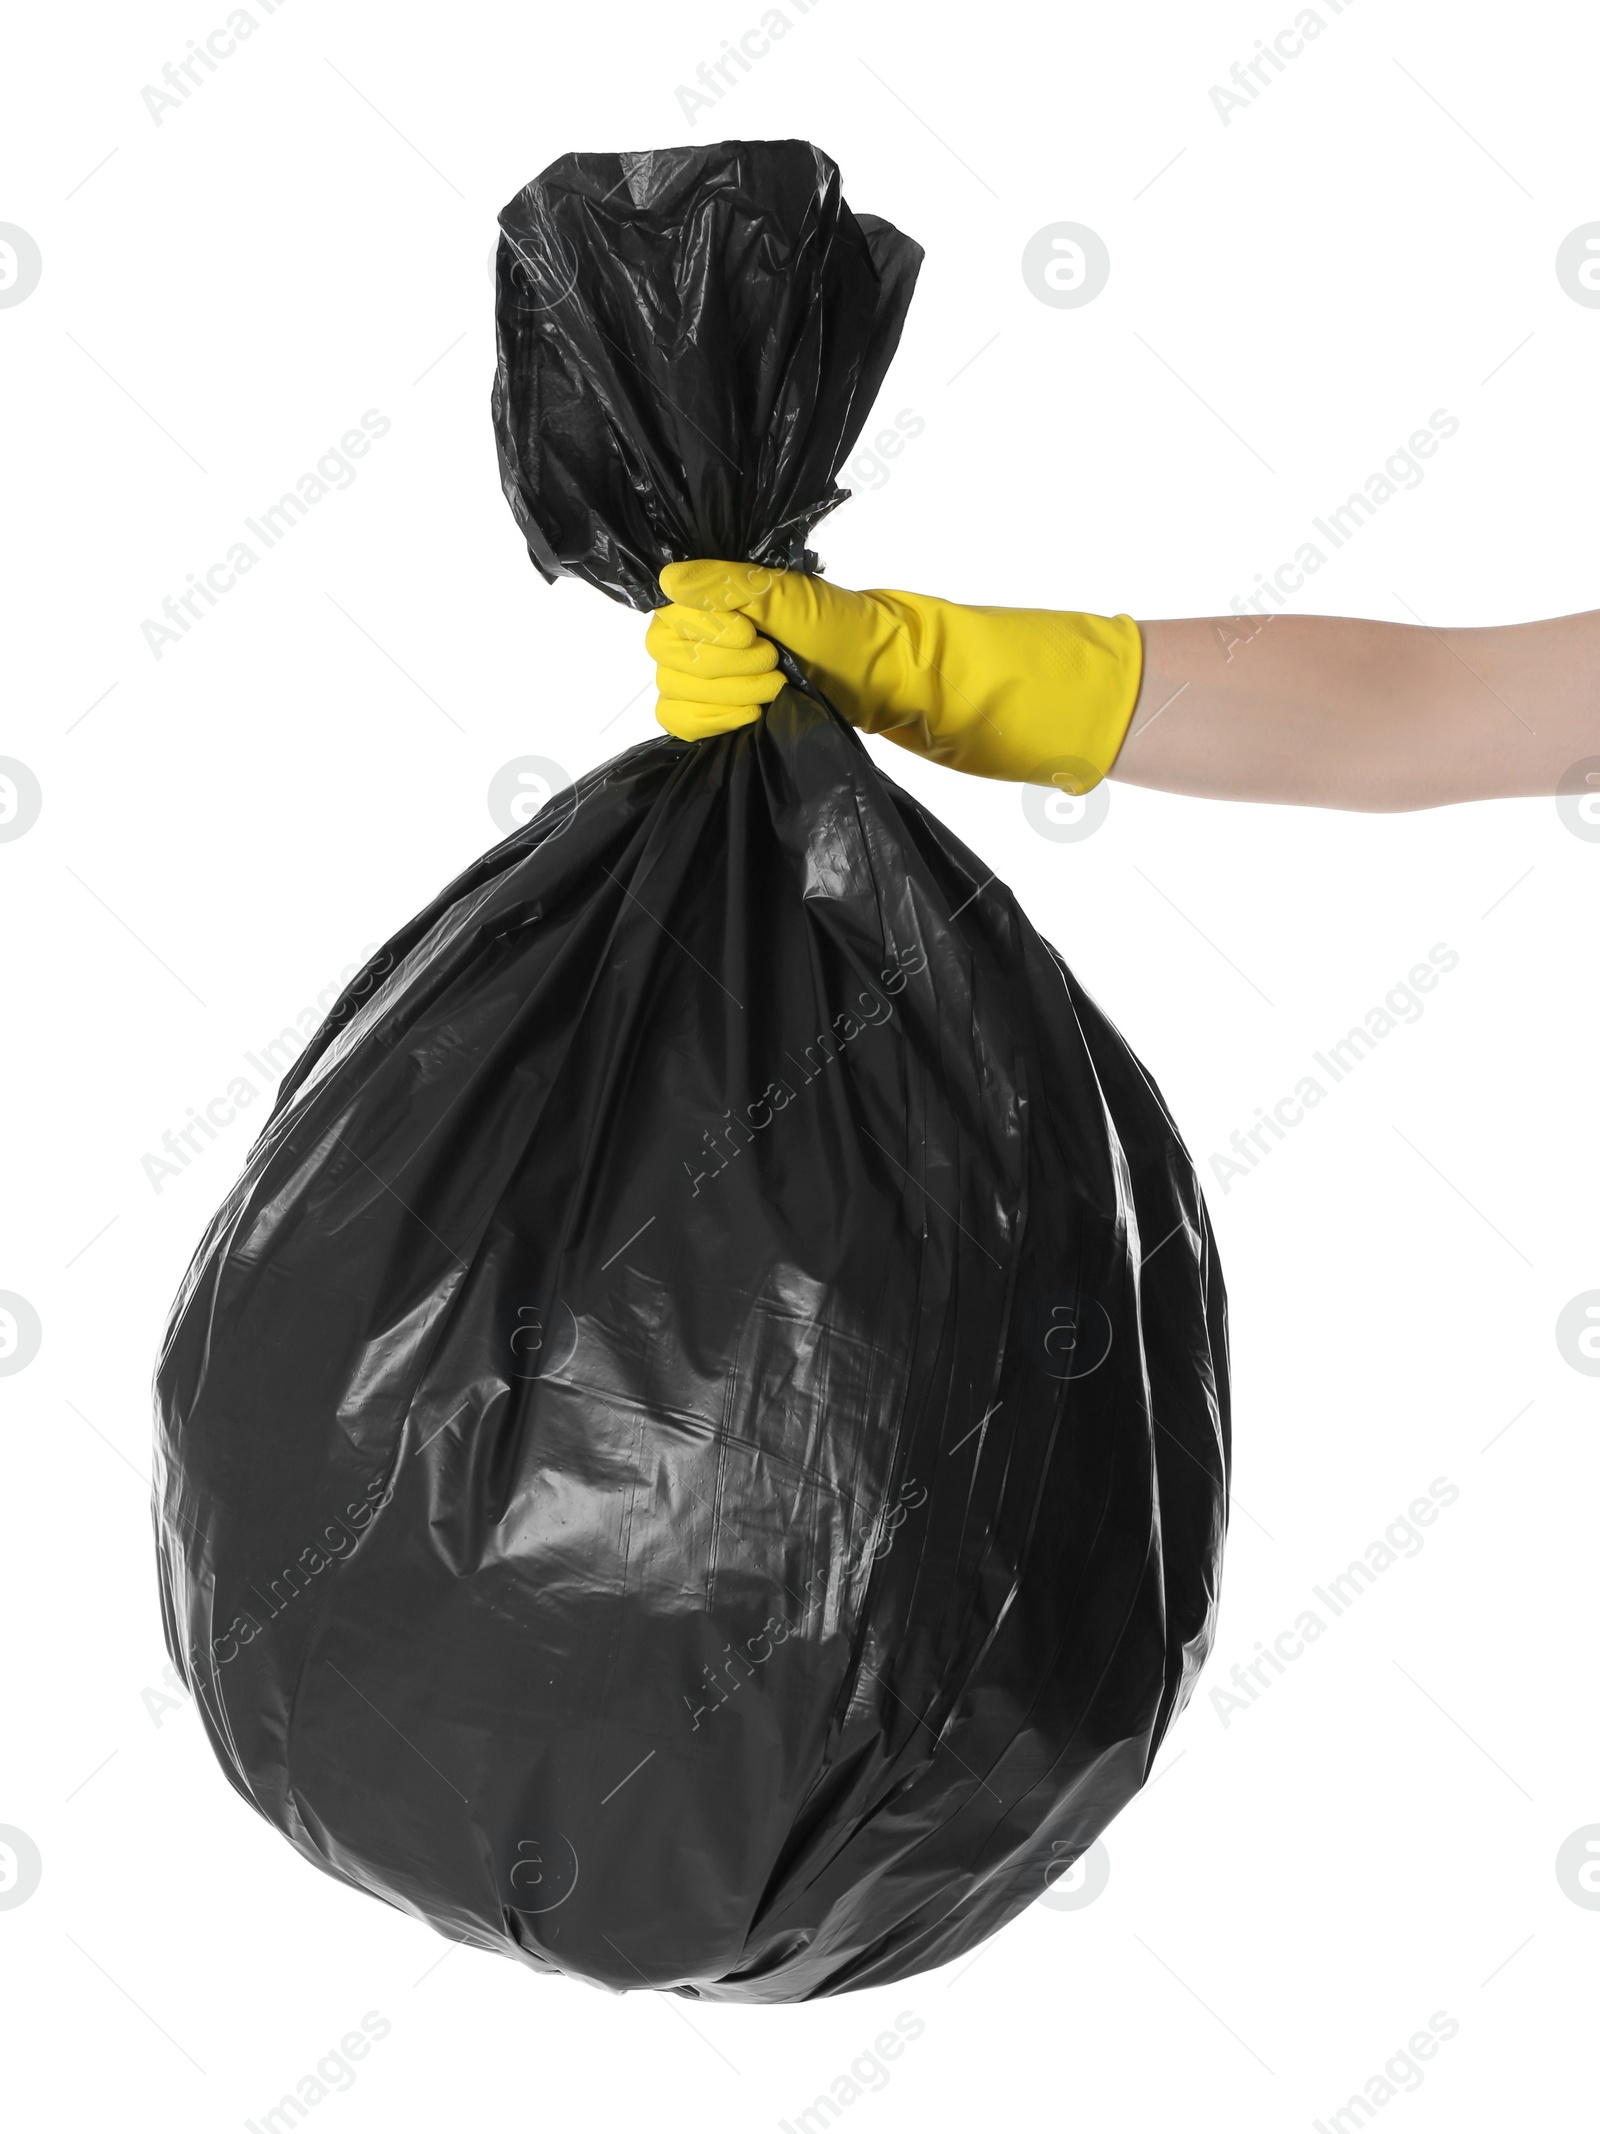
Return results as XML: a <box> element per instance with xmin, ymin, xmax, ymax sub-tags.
<box><xmin>648</xmin><ymin>565</ymin><xmax>1600</xmax><ymax>813</ymax></box>
<box><xmin>1114</xmin><ymin>610</ymin><xmax>1600</xmax><ymax>811</ymax></box>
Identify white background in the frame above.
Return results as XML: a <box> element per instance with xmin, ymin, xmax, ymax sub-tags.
<box><xmin>2</xmin><ymin>1</ymin><xmax>1597</xmax><ymax>2127</ymax></box>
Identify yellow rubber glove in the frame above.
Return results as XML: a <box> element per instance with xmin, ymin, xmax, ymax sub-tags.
<box><xmin>647</xmin><ymin>560</ymin><xmax>1144</xmax><ymax>789</ymax></box>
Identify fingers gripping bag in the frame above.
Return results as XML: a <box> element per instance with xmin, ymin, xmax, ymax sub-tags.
<box><xmin>154</xmin><ymin>139</ymin><xmax>1230</xmax><ymax>2003</ymax></box>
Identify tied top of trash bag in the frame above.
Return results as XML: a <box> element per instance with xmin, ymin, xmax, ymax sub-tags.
<box><xmin>491</xmin><ymin>138</ymin><xmax>924</xmax><ymax>610</ymax></box>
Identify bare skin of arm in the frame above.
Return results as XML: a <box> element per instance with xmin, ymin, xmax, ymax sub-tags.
<box><xmin>1113</xmin><ymin>611</ymin><xmax>1600</xmax><ymax>810</ymax></box>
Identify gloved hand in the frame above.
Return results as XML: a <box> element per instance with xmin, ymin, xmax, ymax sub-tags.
<box><xmin>647</xmin><ymin>560</ymin><xmax>1144</xmax><ymax>788</ymax></box>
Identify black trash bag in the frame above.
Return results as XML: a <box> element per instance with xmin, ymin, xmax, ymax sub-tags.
<box><xmin>154</xmin><ymin>139</ymin><xmax>1230</xmax><ymax>2003</ymax></box>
